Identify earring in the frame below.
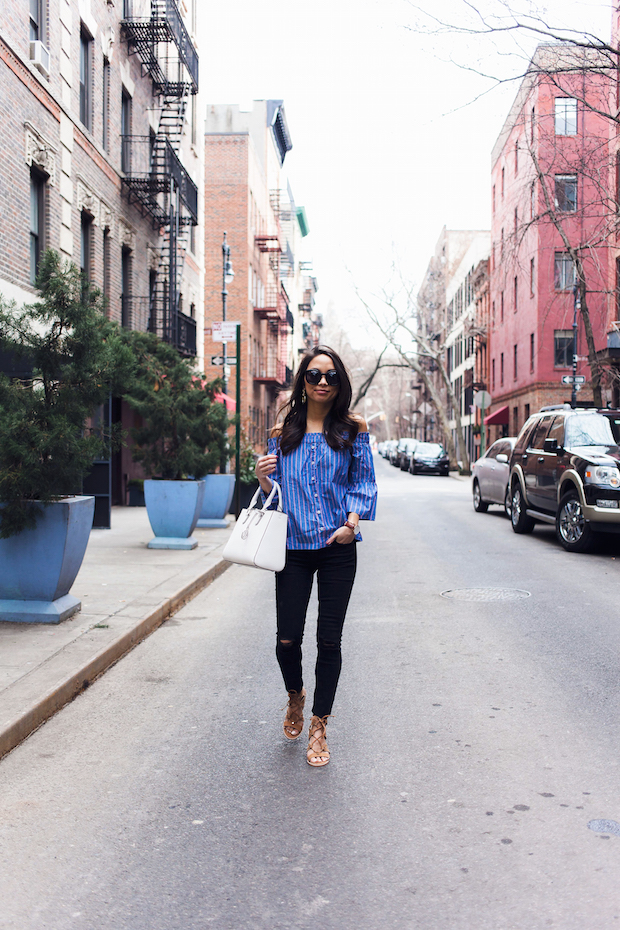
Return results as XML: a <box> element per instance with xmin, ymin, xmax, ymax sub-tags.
<box><xmin>301</xmin><ymin>387</ymin><xmax>307</xmax><ymax>404</ymax></box>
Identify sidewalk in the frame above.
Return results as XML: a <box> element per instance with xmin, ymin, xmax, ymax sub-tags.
<box><xmin>0</xmin><ymin>507</ymin><xmax>233</xmax><ymax>761</ymax></box>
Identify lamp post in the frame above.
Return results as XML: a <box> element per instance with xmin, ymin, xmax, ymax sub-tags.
<box><xmin>221</xmin><ymin>232</ymin><xmax>234</xmax><ymax>395</ymax></box>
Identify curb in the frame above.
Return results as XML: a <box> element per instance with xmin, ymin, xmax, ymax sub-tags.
<box><xmin>0</xmin><ymin>557</ymin><xmax>232</xmax><ymax>762</ymax></box>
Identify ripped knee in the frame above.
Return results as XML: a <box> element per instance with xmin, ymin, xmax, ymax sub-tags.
<box><xmin>318</xmin><ymin>638</ymin><xmax>339</xmax><ymax>651</ymax></box>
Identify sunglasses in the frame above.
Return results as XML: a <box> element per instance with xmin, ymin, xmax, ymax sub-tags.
<box><xmin>304</xmin><ymin>368</ymin><xmax>340</xmax><ymax>387</ymax></box>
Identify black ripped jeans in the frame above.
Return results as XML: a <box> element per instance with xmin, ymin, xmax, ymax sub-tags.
<box><xmin>275</xmin><ymin>542</ymin><xmax>357</xmax><ymax>718</ymax></box>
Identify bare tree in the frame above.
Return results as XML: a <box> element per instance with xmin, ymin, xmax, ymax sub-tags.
<box><xmin>355</xmin><ymin>283</ymin><xmax>472</xmax><ymax>473</ymax></box>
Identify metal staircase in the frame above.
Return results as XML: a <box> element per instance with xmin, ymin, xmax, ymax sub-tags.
<box><xmin>120</xmin><ymin>0</ymin><xmax>198</xmax><ymax>356</ymax></box>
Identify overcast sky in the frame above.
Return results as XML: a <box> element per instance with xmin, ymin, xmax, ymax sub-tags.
<box><xmin>198</xmin><ymin>0</ymin><xmax>613</xmax><ymax>346</ymax></box>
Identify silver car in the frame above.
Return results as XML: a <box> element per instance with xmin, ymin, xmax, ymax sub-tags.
<box><xmin>472</xmin><ymin>437</ymin><xmax>516</xmax><ymax>516</ymax></box>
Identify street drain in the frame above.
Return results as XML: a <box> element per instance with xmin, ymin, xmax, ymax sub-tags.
<box><xmin>441</xmin><ymin>588</ymin><xmax>531</xmax><ymax>602</ymax></box>
<box><xmin>588</xmin><ymin>819</ymin><xmax>620</xmax><ymax>837</ymax></box>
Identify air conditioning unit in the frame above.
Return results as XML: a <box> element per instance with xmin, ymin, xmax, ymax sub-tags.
<box><xmin>29</xmin><ymin>41</ymin><xmax>50</xmax><ymax>78</ymax></box>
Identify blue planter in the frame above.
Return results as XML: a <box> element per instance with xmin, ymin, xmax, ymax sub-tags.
<box><xmin>0</xmin><ymin>496</ymin><xmax>95</xmax><ymax>624</ymax></box>
<box><xmin>196</xmin><ymin>474</ymin><xmax>236</xmax><ymax>528</ymax></box>
<box><xmin>144</xmin><ymin>479</ymin><xmax>205</xmax><ymax>549</ymax></box>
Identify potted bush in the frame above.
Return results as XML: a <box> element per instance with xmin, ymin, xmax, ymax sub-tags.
<box><xmin>123</xmin><ymin>331</ymin><xmax>228</xmax><ymax>549</ymax></box>
<box><xmin>234</xmin><ymin>431</ymin><xmax>259</xmax><ymax>513</ymax></box>
<box><xmin>127</xmin><ymin>478</ymin><xmax>145</xmax><ymax>506</ymax></box>
<box><xmin>0</xmin><ymin>251</ymin><xmax>132</xmax><ymax>622</ymax></box>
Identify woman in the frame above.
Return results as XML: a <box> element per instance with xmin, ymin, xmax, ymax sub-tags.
<box><xmin>255</xmin><ymin>346</ymin><xmax>377</xmax><ymax>767</ymax></box>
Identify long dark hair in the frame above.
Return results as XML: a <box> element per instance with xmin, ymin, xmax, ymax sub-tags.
<box><xmin>278</xmin><ymin>346</ymin><xmax>359</xmax><ymax>455</ymax></box>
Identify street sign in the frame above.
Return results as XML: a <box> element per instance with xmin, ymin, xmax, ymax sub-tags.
<box><xmin>474</xmin><ymin>390</ymin><xmax>492</xmax><ymax>408</ymax></box>
<box><xmin>211</xmin><ymin>321</ymin><xmax>240</xmax><ymax>342</ymax></box>
<box><xmin>561</xmin><ymin>375</ymin><xmax>586</xmax><ymax>385</ymax></box>
<box><xmin>211</xmin><ymin>355</ymin><xmax>237</xmax><ymax>366</ymax></box>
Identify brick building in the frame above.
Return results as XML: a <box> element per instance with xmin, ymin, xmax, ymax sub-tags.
<box><xmin>203</xmin><ymin>100</ymin><xmax>316</xmax><ymax>452</ymax></box>
<box><xmin>0</xmin><ymin>0</ymin><xmax>203</xmax><ymax>515</ymax></box>
<box><xmin>487</xmin><ymin>45</ymin><xmax>613</xmax><ymax>442</ymax></box>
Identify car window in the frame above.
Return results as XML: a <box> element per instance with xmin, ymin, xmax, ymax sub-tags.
<box><xmin>565</xmin><ymin>414</ymin><xmax>616</xmax><ymax>447</ymax></box>
<box><xmin>547</xmin><ymin>416</ymin><xmax>565</xmax><ymax>446</ymax></box>
<box><xmin>514</xmin><ymin>418</ymin><xmax>538</xmax><ymax>453</ymax></box>
<box><xmin>528</xmin><ymin>416</ymin><xmax>554</xmax><ymax>450</ymax></box>
<box><xmin>416</xmin><ymin>443</ymin><xmax>444</xmax><ymax>455</ymax></box>
<box><xmin>605</xmin><ymin>416</ymin><xmax>620</xmax><ymax>444</ymax></box>
<box><xmin>485</xmin><ymin>442</ymin><xmax>500</xmax><ymax>460</ymax></box>
<box><xmin>494</xmin><ymin>441</ymin><xmax>510</xmax><ymax>457</ymax></box>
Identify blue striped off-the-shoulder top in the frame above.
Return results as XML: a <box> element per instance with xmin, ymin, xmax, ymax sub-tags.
<box><xmin>266</xmin><ymin>431</ymin><xmax>377</xmax><ymax>550</ymax></box>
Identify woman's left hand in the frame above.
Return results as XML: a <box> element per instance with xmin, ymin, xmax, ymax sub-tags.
<box><xmin>326</xmin><ymin>525</ymin><xmax>356</xmax><ymax>546</ymax></box>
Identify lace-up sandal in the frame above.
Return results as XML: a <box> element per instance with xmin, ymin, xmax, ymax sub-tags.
<box><xmin>283</xmin><ymin>688</ymin><xmax>306</xmax><ymax>740</ymax></box>
<box><xmin>307</xmin><ymin>714</ymin><xmax>331</xmax><ymax>767</ymax></box>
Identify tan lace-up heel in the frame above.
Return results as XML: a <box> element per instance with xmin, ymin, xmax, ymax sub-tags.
<box><xmin>283</xmin><ymin>688</ymin><xmax>306</xmax><ymax>740</ymax></box>
<box><xmin>307</xmin><ymin>714</ymin><xmax>331</xmax><ymax>767</ymax></box>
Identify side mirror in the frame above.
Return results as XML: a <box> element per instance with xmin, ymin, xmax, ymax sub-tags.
<box><xmin>496</xmin><ymin>453</ymin><xmax>509</xmax><ymax>464</ymax></box>
<box><xmin>543</xmin><ymin>437</ymin><xmax>562</xmax><ymax>454</ymax></box>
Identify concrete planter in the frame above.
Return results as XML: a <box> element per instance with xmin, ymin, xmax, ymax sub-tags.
<box><xmin>196</xmin><ymin>474</ymin><xmax>236</xmax><ymax>528</ymax></box>
<box><xmin>0</xmin><ymin>496</ymin><xmax>95</xmax><ymax>623</ymax></box>
<box><xmin>144</xmin><ymin>479</ymin><xmax>205</xmax><ymax>549</ymax></box>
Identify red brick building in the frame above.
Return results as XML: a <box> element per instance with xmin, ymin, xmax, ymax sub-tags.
<box><xmin>488</xmin><ymin>45</ymin><xmax>613</xmax><ymax>442</ymax></box>
<box><xmin>204</xmin><ymin>101</ymin><xmax>313</xmax><ymax>452</ymax></box>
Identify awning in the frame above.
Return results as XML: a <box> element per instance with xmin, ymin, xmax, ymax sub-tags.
<box><xmin>214</xmin><ymin>391</ymin><xmax>236</xmax><ymax>412</ymax></box>
<box><xmin>484</xmin><ymin>405</ymin><xmax>509</xmax><ymax>426</ymax></box>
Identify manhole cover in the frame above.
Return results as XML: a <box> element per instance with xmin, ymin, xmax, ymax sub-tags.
<box><xmin>441</xmin><ymin>588</ymin><xmax>531</xmax><ymax>602</ymax></box>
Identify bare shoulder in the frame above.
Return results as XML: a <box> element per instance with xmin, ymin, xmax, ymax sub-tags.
<box><xmin>350</xmin><ymin>413</ymin><xmax>368</xmax><ymax>431</ymax></box>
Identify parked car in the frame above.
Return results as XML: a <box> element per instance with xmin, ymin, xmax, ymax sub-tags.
<box><xmin>396</xmin><ymin>437</ymin><xmax>419</xmax><ymax>471</ymax></box>
<box><xmin>472</xmin><ymin>437</ymin><xmax>517</xmax><ymax>516</ymax></box>
<box><xmin>409</xmin><ymin>442</ymin><xmax>450</xmax><ymax>476</ymax></box>
<box><xmin>508</xmin><ymin>404</ymin><xmax>620</xmax><ymax>552</ymax></box>
<box><xmin>390</xmin><ymin>438</ymin><xmax>410</xmax><ymax>467</ymax></box>
<box><xmin>383</xmin><ymin>439</ymin><xmax>398</xmax><ymax>463</ymax></box>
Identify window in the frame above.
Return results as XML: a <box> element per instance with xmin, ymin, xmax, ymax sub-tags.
<box><xmin>530</xmin><ymin>333</ymin><xmax>534</xmax><ymax>372</ymax></box>
<box><xmin>30</xmin><ymin>0</ymin><xmax>43</xmax><ymax>41</ymax></box>
<box><xmin>513</xmin><ymin>406</ymin><xmax>519</xmax><ymax>432</ymax></box>
<box><xmin>500</xmin><ymin>290</ymin><xmax>504</xmax><ymax>323</ymax></box>
<box><xmin>501</xmin><ymin>166</ymin><xmax>505</xmax><ymax>198</ymax></box>
<box><xmin>103</xmin><ymin>229</ymin><xmax>111</xmax><ymax>305</ymax></box>
<box><xmin>121</xmin><ymin>247</ymin><xmax>132</xmax><ymax>327</ymax></box>
<box><xmin>501</xmin><ymin>227</ymin><xmax>504</xmax><ymax>258</ymax></box>
<box><xmin>531</xmin><ymin>106</ymin><xmax>535</xmax><ymax>143</ymax></box>
<box><xmin>492</xmin><ymin>358</ymin><xmax>496</xmax><ymax>391</ymax></box>
<box><xmin>492</xmin><ymin>185</ymin><xmax>495</xmax><ymax>214</ymax></box>
<box><xmin>121</xmin><ymin>90</ymin><xmax>132</xmax><ymax>172</ymax></box>
<box><xmin>189</xmin><ymin>224</ymin><xmax>196</xmax><ymax>254</ymax></box>
<box><xmin>555</xmin><ymin>97</ymin><xmax>577</xmax><ymax>135</ymax></box>
<box><xmin>30</xmin><ymin>170</ymin><xmax>45</xmax><ymax>285</ymax></box>
<box><xmin>491</xmin><ymin>300</ymin><xmax>495</xmax><ymax>327</ymax></box>
<box><xmin>554</xmin><ymin>252</ymin><xmax>576</xmax><ymax>290</ymax></box>
<box><xmin>191</xmin><ymin>94</ymin><xmax>197</xmax><ymax>146</ymax></box>
<box><xmin>514</xmin><ymin>276</ymin><xmax>518</xmax><ymax>312</ymax></box>
<box><xmin>80</xmin><ymin>212</ymin><xmax>92</xmax><ymax>280</ymax></box>
<box><xmin>514</xmin><ymin>141</ymin><xmax>518</xmax><ymax>175</ymax></box>
<box><xmin>529</xmin><ymin>416</ymin><xmax>554</xmax><ymax>449</ymax></box>
<box><xmin>530</xmin><ymin>257</ymin><xmax>535</xmax><ymax>296</ymax></box>
<box><xmin>103</xmin><ymin>56</ymin><xmax>110</xmax><ymax>152</ymax></box>
<box><xmin>514</xmin><ymin>207</ymin><xmax>518</xmax><ymax>236</ymax></box>
<box><xmin>524</xmin><ymin>403</ymin><xmax>530</xmax><ymax>421</ymax></box>
<box><xmin>500</xmin><ymin>352</ymin><xmax>504</xmax><ymax>386</ymax></box>
<box><xmin>79</xmin><ymin>28</ymin><xmax>93</xmax><ymax>131</ymax></box>
<box><xmin>547</xmin><ymin>416</ymin><xmax>565</xmax><ymax>448</ymax></box>
<box><xmin>531</xmin><ymin>180</ymin><xmax>536</xmax><ymax>220</ymax></box>
<box><xmin>555</xmin><ymin>174</ymin><xmax>577</xmax><ymax>212</ymax></box>
<box><xmin>554</xmin><ymin>329</ymin><xmax>574</xmax><ymax>367</ymax></box>
<box><xmin>513</xmin><ymin>344</ymin><xmax>518</xmax><ymax>380</ymax></box>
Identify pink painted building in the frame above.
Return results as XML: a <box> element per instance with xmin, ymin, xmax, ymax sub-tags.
<box><xmin>488</xmin><ymin>45</ymin><xmax>614</xmax><ymax>441</ymax></box>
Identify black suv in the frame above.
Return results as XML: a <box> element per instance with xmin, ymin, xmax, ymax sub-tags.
<box><xmin>509</xmin><ymin>405</ymin><xmax>620</xmax><ymax>552</ymax></box>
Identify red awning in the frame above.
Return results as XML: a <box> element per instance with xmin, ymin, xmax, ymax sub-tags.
<box><xmin>214</xmin><ymin>391</ymin><xmax>236</xmax><ymax>412</ymax></box>
<box><xmin>484</xmin><ymin>405</ymin><xmax>509</xmax><ymax>426</ymax></box>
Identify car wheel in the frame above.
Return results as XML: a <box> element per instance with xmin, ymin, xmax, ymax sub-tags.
<box><xmin>556</xmin><ymin>491</ymin><xmax>594</xmax><ymax>553</ymax></box>
<box><xmin>410</xmin><ymin>464</ymin><xmax>417</xmax><ymax>475</ymax></box>
<box><xmin>511</xmin><ymin>483</ymin><xmax>535</xmax><ymax>534</ymax></box>
<box><xmin>473</xmin><ymin>481</ymin><xmax>488</xmax><ymax>513</ymax></box>
<box><xmin>503</xmin><ymin>484</ymin><xmax>512</xmax><ymax>518</ymax></box>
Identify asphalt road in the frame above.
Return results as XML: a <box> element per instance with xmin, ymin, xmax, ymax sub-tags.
<box><xmin>2</xmin><ymin>455</ymin><xmax>620</xmax><ymax>930</ymax></box>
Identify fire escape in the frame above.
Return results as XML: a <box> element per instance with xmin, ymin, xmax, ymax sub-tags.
<box><xmin>252</xmin><ymin>189</ymin><xmax>295</xmax><ymax>386</ymax></box>
<box><xmin>120</xmin><ymin>0</ymin><xmax>198</xmax><ymax>356</ymax></box>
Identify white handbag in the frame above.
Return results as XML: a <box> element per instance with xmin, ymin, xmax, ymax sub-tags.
<box><xmin>222</xmin><ymin>481</ymin><xmax>288</xmax><ymax>572</ymax></box>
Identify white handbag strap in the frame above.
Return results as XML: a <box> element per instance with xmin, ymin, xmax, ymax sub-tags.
<box><xmin>249</xmin><ymin>480</ymin><xmax>283</xmax><ymax>513</ymax></box>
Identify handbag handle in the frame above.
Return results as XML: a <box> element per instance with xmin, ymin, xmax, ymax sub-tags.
<box><xmin>249</xmin><ymin>480</ymin><xmax>283</xmax><ymax>513</ymax></box>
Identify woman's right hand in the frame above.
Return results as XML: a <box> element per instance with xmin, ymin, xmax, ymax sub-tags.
<box><xmin>256</xmin><ymin>454</ymin><xmax>278</xmax><ymax>492</ymax></box>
